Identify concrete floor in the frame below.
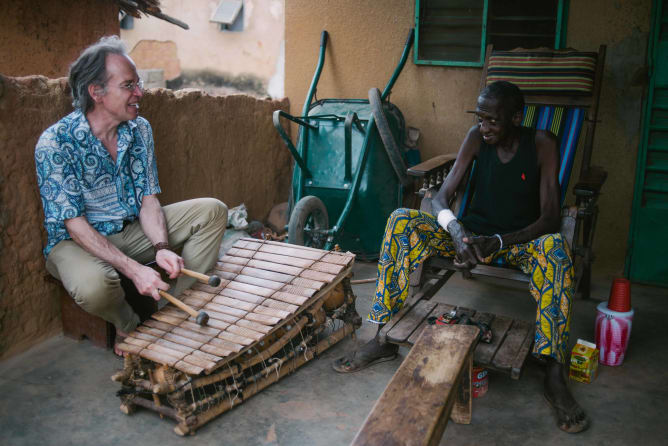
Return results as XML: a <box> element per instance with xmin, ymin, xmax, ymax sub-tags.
<box><xmin>1</xmin><ymin>261</ymin><xmax>667</xmax><ymax>446</ymax></box>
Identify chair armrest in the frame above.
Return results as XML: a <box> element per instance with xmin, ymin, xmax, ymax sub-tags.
<box><xmin>407</xmin><ymin>154</ymin><xmax>457</xmax><ymax>177</ymax></box>
<box><xmin>574</xmin><ymin>166</ymin><xmax>607</xmax><ymax>197</ymax></box>
<box><xmin>560</xmin><ymin>206</ymin><xmax>578</xmax><ymax>249</ymax></box>
<box><xmin>408</xmin><ymin>154</ymin><xmax>457</xmax><ymax>197</ymax></box>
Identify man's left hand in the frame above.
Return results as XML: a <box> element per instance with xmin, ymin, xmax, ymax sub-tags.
<box><xmin>155</xmin><ymin>249</ymin><xmax>185</xmax><ymax>279</ymax></box>
<box><xmin>463</xmin><ymin>235</ymin><xmax>501</xmax><ymax>262</ymax></box>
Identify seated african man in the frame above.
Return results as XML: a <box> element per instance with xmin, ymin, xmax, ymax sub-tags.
<box><xmin>333</xmin><ymin>81</ymin><xmax>589</xmax><ymax>434</ymax></box>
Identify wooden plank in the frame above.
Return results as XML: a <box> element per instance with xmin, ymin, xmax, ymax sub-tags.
<box><xmin>386</xmin><ymin>300</ymin><xmax>438</xmax><ymax>344</ymax></box>
<box><xmin>310</xmin><ymin>261</ymin><xmax>345</xmax><ymax>275</ymax></box>
<box><xmin>151</xmin><ymin>313</ymin><xmax>187</xmax><ymax>326</ymax></box>
<box><xmin>258</xmin><ymin>243</ymin><xmax>325</xmax><ymax>260</ymax></box>
<box><xmin>136</xmin><ymin>326</ymin><xmax>168</xmax><ymax>338</ymax></box>
<box><xmin>290</xmin><ymin>276</ymin><xmax>325</xmax><ymax>290</ymax></box>
<box><xmin>124</xmin><ymin>337</ymin><xmax>150</xmax><ymax>348</ymax></box>
<box><xmin>233</xmin><ymin>274</ymin><xmax>285</xmax><ymax>290</ymax></box>
<box><xmin>141</xmin><ymin>349</ymin><xmax>179</xmax><ymax>367</ymax></box>
<box><xmin>241</xmin><ymin>266</ymin><xmax>294</xmax><ymax>283</ymax></box>
<box><xmin>227</xmin><ymin>325</ymin><xmax>264</xmax><ymax>341</ymax></box>
<box><xmin>117</xmin><ymin>342</ymin><xmax>142</xmax><ymax>355</ymax></box>
<box><xmin>215</xmin><ymin>270</ymin><xmax>238</xmax><ymax>281</ymax></box>
<box><xmin>226</xmin><ymin>281</ymin><xmax>275</xmax><ymax>298</ymax></box>
<box><xmin>204</xmin><ymin>302</ymin><xmax>248</xmax><ymax>318</ymax></box>
<box><xmin>249</xmin><ymin>238</ymin><xmax>323</xmax><ymax>253</ymax></box>
<box><xmin>253</xmin><ymin>251</ymin><xmax>314</xmax><ymax>268</ymax></box>
<box><xmin>236</xmin><ymin>319</ymin><xmax>273</xmax><ymax>333</ymax></box>
<box><xmin>474</xmin><ymin>315</ymin><xmax>513</xmax><ymax>366</ymax></box>
<box><xmin>226</xmin><ymin>247</ymin><xmax>256</xmax><ymax>258</ymax></box>
<box><xmin>143</xmin><ymin>319</ymin><xmax>176</xmax><ymax>332</ymax></box>
<box><xmin>351</xmin><ymin>325</ymin><xmax>479</xmax><ymax>446</ymax></box>
<box><xmin>492</xmin><ymin>319</ymin><xmax>533</xmax><ymax>373</ymax></box>
<box><xmin>200</xmin><ymin>308</ymin><xmax>239</xmax><ymax>324</ymax></box>
<box><xmin>511</xmin><ymin>320</ymin><xmax>535</xmax><ymax>380</ymax></box>
<box><xmin>218</xmin><ymin>331</ymin><xmax>255</xmax><ymax>346</ymax></box>
<box><xmin>220</xmin><ymin>287</ymin><xmax>265</xmax><ymax>305</ymax></box>
<box><xmin>173</xmin><ymin>360</ymin><xmax>204</xmax><ymax>375</ymax></box>
<box><xmin>155</xmin><ymin>338</ymin><xmax>196</xmax><ymax>355</ymax></box>
<box><xmin>179</xmin><ymin>321</ymin><xmax>222</xmax><ymax>337</ymax></box>
<box><xmin>163</xmin><ymin>332</ymin><xmax>204</xmax><ymax>349</ymax></box>
<box><xmin>214</xmin><ymin>262</ymin><xmax>244</xmax><ymax>274</ymax></box>
<box><xmin>270</xmin><ymin>291</ymin><xmax>309</xmax><ymax>306</ymax></box>
<box><xmin>182</xmin><ymin>354</ymin><xmax>217</xmax><ymax>371</ymax></box>
<box><xmin>212</xmin><ymin>295</ymin><xmax>257</xmax><ymax>312</ymax></box>
<box><xmin>245</xmin><ymin>313</ymin><xmax>281</xmax><ymax>325</ymax></box>
<box><xmin>299</xmin><ymin>269</ymin><xmax>336</xmax><ymax>282</ymax></box>
<box><xmin>261</xmin><ymin>298</ymin><xmax>299</xmax><ymax>313</ymax></box>
<box><xmin>191</xmin><ymin>350</ymin><xmax>222</xmax><ymax>363</ymax></box>
<box><xmin>200</xmin><ymin>344</ymin><xmax>233</xmax><ymax>358</ymax></box>
<box><xmin>233</xmin><ymin>239</ymin><xmax>263</xmax><ymax>251</ymax></box>
<box><xmin>192</xmin><ymin>281</ymin><xmax>228</xmax><ymax>294</ymax></box>
<box><xmin>209</xmin><ymin>337</ymin><xmax>244</xmax><ymax>352</ymax></box>
<box><xmin>201</xmin><ymin>318</ymin><xmax>230</xmax><ymax>331</ymax></box>
<box><xmin>171</xmin><ymin>327</ymin><xmax>214</xmax><ymax>344</ymax></box>
<box><xmin>182</xmin><ymin>289</ymin><xmax>216</xmax><ymax>303</ymax></box>
<box><xmin>147</xmin><ymin>343</ymin><xmax>189</xmax><ymax>359</ymax></box>
<box><xmin>132</xmin><ymin>331</ymin><xmax>159</xmax><ymax>342</ymax></box>
<box><xmin>321</xmin><ymin>253</ymin><xmax>354</xmax><ymax>266</ymax></box>
<box><xmin>253</xmin><ymin>305</ymin><xmax>290</xmax><ymax>319</ymax></box>
<box><xmin>220</xmin><ymin>255</ymin><xmax>250</xmax><ymax>266</ymax></box>
<box><xmin>160</xmin><ymin>307</ymin><xmax>190</xmax><ymax>319</ymax></box>
<box><xmin>407</xmin><ymin>303</ymin><xmax>457</xmax><ymax>345</ymax></box>
<box><xmin>246</xmin><ymin>259</ymin><xmax>303</xmax><ymax>276</ymax></box>
<box><xmin>279</xmin><ymin>284</ymin><xmax>316</xmax><ymax>297</ymax></box>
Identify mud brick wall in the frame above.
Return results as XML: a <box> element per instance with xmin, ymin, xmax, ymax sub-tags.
<box><xmin>0</xmin><ymin>75</ymin><xmax>291</xmax><ymax>359</ymax></box>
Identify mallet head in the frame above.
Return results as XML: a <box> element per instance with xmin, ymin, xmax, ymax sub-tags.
<box><xmin>196</xmin><ymin>311</ymin><xmax>209</xmax><ymax>326</ymax></box>
<box><xmin>208</xmin><ymin>275</ymin><xmax>222</xmax><ymax>287</ymax></box>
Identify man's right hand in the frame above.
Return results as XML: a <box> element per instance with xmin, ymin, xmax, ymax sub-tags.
<box><xmin>446</xmin><ymin>220</ymin><xmax>479</xmax><ymax>270</ymax></box>
<box><xmin>132</xmin><ymin>264</ymin><xmax>170</xmax><ymax>301</ymax></box>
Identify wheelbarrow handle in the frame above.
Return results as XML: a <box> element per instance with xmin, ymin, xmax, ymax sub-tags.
<box><xmin>381</xmin><ymin>28</ymin><xmax>415</xmax><ymax>100</ymax></box>
<box><xmin>273</xmin><ymin>110</ymin><xmax>313</xmax><ymax>178</ymax></box>
<box><xmin>320</xmin><ymin>30</ymin><xmax>328</xmax><ymax>48</ymax></box>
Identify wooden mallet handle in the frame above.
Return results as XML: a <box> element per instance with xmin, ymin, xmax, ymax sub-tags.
<box><xmin>158</xmin><ymin>290</ymin><xmax>209</xmax><ymax>326</ymax></box>
<box><xmin>181</xmin><ymin>268</ymin><xmax>221</xmax><ymax>287</ymax></box>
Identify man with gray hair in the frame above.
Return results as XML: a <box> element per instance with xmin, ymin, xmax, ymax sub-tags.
<box><xmin>35</xmin><ymin>36</ymin><xmax>228</xmax><ymax>354</ymax></box>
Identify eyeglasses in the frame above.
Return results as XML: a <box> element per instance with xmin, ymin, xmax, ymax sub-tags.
<box><xmin>118</xmin><ymin>79</ymin><xmax>144</xmax><ymax>93</ymax></box>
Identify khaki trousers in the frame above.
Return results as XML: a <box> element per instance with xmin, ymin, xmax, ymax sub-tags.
<box><xmin>46</xmin><ymin>198</ymin><xmax>228</xmax><ymax>333</ymax></box>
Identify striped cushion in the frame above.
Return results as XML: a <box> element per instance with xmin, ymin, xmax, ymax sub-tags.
<box><xmin>487</xmin><ymin>51</ymin><xmax>597</xmax><ymax>95</ymax></box>
<box><xmin>522</xmin><ymin>105</ymin><xmax>585</xmax><ymax>202</ymax></box>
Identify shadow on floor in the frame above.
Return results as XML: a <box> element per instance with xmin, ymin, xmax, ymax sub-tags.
<box><xmin>1</xmin><ymin>261</ymin><xmax>666</xmax><ymax>446</ymax></box>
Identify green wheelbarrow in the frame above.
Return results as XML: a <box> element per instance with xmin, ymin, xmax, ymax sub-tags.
<box><xmin>273</xmin><ymin>29</ymin><xmax>417</xmax><ymax>260</ymax></box>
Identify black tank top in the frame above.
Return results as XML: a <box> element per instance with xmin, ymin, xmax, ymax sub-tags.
<box><xmin>460</xmin><ymin>127</ymin><xmax>541</xmax><ymax>235</ymax></box>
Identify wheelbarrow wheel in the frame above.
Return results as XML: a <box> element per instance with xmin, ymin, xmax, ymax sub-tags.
<box><xmin>288</xmin><ymin>196</ymin><xmax>329</xmax><ymax>248</ymax></box>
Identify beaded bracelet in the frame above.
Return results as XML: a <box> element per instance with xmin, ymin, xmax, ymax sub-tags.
<box><xmin>153</xmin><ymin>242</ymin><xmax>170</xmax><ymax>253</ymax></box>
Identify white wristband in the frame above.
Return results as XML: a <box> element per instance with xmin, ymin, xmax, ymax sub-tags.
<box><xmin>494</xmin><ymin>233</ymin><xmax>503</xmax><ymax>250</ymax></box>
<box><xmin>437</xmin><ymin>209</ymin><xmax>457</xmax><ymax>232</ymax></box>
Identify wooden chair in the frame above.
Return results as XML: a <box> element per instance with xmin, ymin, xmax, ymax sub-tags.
<box><xmin>380</xmin><ymin>44</ymin><xmax>607</xmax><ymax>388</ymax></box>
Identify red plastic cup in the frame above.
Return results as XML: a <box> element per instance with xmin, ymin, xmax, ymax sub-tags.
<box><xmin>607</xmin><ymin>278</ymin><xmax>631</xmax><ymax>312</ymax></box>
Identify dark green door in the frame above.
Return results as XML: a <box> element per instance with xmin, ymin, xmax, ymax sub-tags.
<box><xmin>627</xmin><ymin>0</ymin><xmax>668</xmax><ymax>286</ymax></box>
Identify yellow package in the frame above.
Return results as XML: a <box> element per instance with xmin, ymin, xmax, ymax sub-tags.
<box><xmin>569</xmin><ymin>339</ymin><xmax>599</xmax><ymax>383</ymax></box>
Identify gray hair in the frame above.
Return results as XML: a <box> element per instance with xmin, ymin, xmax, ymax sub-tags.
<box><xmin>68</xmin><ymin>36</ymin><xmax>128</xmax><ymax>113</ymax></box>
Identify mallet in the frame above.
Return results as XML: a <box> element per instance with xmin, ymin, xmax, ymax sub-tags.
<box><xmin>181</xmin><ymin>268</ymin><xmax>222</xmax><ymax>287</ymax></box>
<box><xmin>158</xmin><ymin>289</ymin><xmax>209</xmax><ymax>326</ymax></box>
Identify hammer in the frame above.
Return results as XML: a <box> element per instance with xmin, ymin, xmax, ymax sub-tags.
<box><xmin>158</xmin><ymin>289</ymin><xmax>209</xmax><ymax>326</ymax></box>
<box><xmin>181</xmin><ymin>268</ymin><xmax>222</xmax><ymax>287</ymax></box>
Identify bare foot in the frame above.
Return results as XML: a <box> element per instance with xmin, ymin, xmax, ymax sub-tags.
<box><xmin>114</xmin><ymin>330</ymin><xmax>129</xmax><ymax>358</ymax></box>
<box><xmin>332</xmin><ymin>337</ymin><xmax>398</xmax><ymax>373</ymax></box>
<box><xmin>543</xmin><ymin>357</ymin><xmax>590</xmax><ymax>433</ymax></box>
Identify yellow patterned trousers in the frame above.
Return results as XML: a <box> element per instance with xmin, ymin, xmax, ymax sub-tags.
<box><xmin>368</xmin><ymin>208</ymin><xmax>575</xmax><ymax>363</ymax></box>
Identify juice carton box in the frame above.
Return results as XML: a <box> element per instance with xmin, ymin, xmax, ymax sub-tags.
<box><xmin>569</xmin><ymin>339</ymin><xmax>599</xmax><ymax>383</ymax></box>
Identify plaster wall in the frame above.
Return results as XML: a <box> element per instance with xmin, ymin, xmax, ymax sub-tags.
<box><xmin>0</xmin><ymin>76</ymin><xmax>291</xmax><ymax>360</ymax></box>
<box><xmin>284</xmin><ymin>0</ymin><xmax>652</xmax><ymax>274</ymax></box>
<box><xmin>121</xmin><ymin>0</ymin><xmax>284</xmax><ymax>91</ymax></box>
<box><xmin>0</xmin><ymin>0</ymin><xmax>119</xmax><ymax>78</ymax></box>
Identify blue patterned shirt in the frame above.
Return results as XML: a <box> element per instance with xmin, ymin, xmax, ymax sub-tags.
<box><xmin>35</xmin><ymin>110</ymin><xmax>161</xmax><ymax>257</ymax></box>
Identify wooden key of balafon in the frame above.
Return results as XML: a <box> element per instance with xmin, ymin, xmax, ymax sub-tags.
<box><xmin>181</xmin><ymin>268</ymin><xmax>222</xmax><ymax>287</ymax></box>
<box><xmin>158</xmin><ymin>290</ymin><xmax>210</xmax><ymax>326</ymax></box>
